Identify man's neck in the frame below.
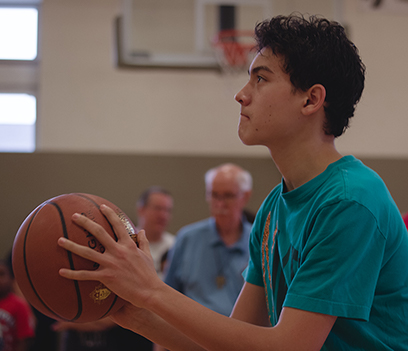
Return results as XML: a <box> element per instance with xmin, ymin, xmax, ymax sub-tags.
<box><xmin>216</xmin><ymin>219</ymin><xmax>243</xmax><ymax>247</ymax></box>
<box><xmin>270</xmin><ymin>136</ymin><xmax>342</xmax><ymax>192</ymax></box>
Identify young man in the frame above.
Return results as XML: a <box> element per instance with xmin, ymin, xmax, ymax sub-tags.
<box><xmin>58</xmin><ymin>14</ymin><xmax>408</xmax><ymax>350</ymax></box>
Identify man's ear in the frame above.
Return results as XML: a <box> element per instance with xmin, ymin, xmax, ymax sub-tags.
<box><xmin>302</xmin><ymin>84</ymin><xmax>326</xmax><ymax>115</ymax></box>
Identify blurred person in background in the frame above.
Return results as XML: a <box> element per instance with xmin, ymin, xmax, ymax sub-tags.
<box><xmin>164</xmin><ymin>163</ymin><xmax>253</xmax><ymax>316</ymax></box>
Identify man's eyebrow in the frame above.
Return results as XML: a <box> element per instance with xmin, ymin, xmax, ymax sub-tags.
<box><xmin>248</xmin><ymin>65</ymin><xmax>274</xmax><ymax>76</ymax></box>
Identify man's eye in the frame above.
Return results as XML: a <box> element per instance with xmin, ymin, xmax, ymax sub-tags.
<box><xmin>257</xmin><ymin>76</ymin><xmax>265</xmax><ymax>83</ymax></box>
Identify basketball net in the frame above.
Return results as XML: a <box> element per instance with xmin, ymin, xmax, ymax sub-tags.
<box><xmin>211</xmin><ymin>29</ymin><xmax>256</xmax><ymax>74</ymax></box>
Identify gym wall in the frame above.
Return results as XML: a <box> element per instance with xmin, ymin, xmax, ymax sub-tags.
<box><xmin>1</xmin><ymin>152</ymin><xmax>407</xmax><ymax>259</ymax></box>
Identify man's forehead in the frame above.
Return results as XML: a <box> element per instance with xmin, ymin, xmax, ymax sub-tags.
<box><xmin>213</xmin><ymin>170</ymin><xmax>237</xmax><ymax>182</ymax></box>
<box><xmin>147</xmin><ymin>192</ymin><xmax>173</xmax><ymax>205</ymax></box>
<box><xmin>210</xmin><ymin>175</ymin><xmax>240</xmax><ymax>190</ymax></box>
<box><xmin>149</xmin><ymin>192</ymin><xmax>170</xmax><ymax>199</ymax></box>
<box><xmin>249</xmin><ymin>48</ymin><xmax>284</xmax><ymax>74</ymax></box>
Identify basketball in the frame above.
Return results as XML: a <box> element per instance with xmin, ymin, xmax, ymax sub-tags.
<box><xmin>12</xmin><ymin>193</ymin><xmax>136</xmax><ymax>323</ymax></box>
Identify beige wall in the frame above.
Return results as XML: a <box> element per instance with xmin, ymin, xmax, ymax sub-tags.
<box><xmin>34</xmin><ymin>0</ymin><xmax>408</xmax><ymax>157</ymax></box>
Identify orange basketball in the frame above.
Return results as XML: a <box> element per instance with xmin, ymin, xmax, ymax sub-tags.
<box><xmin>12</xmin><ymin>193</ymin><xmax>136</xmax><ymax>323</ymax></box>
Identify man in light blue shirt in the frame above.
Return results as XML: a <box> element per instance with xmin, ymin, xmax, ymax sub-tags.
<box><xmin>164</xmin><ymin>163</ymin><xmax>253</xmax><ymax>316</ymax></box>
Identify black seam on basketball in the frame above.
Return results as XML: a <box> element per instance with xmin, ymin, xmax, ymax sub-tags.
<box><xmin>100</xmin><ymin>294</ymin><xmax>119</xmax><ymax>319</ymax></box>
<box><xmin>50</xmin><ymin>201</ymin><xmax>83</xmax><ymax>322</ymax></box>
<box><xmin>22</xmin><ymin>202</ymin><xmax>64</xmax><ymax>321</ymax></box>
<box><xmin>73</xmin><ymin>193</ymin><xmax>119</xmax><ymax>241</ymax></box>
<box><xmin>73</xmin><ymin>194</ymin><xmax>121</xmax><ymax>315</ymax></box>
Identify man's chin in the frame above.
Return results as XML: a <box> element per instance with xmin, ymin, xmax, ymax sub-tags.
<box><xmin>214</xmin><ymin>213</ymin><xmax>230</xmax><ymax>221</ymax></box>
<box><xmin>238</xmin><ymin>130</ymin><xmax>256</xmax><ymax>146</ymax></box>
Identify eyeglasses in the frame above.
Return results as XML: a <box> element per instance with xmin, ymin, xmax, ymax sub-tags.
<box><xmin>146</xmin><ymin>204</ymin><xmax>173</xmax><ymax>214</ymax></box>
<box><xmin>208</xmin><ymin>192</ymin><xmax>242</xmax><ymax>202</ymax></box>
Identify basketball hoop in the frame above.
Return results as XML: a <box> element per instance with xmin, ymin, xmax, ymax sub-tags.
<box><xmin>211</xmin><ymin>29</ymin><xmax>256</xmax><ymax>74</ymax></box>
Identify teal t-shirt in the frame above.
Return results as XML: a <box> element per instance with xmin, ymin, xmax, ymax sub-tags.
<box><xmin>244</xmin><ymin>156</ymin><xmax>408</xmax><ymax>350</ymax></box>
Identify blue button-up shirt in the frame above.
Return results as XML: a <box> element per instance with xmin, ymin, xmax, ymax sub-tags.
<box><xmin>164</xmin><ymin>216</ymin><xmax>252</xmax><ymax>316</ymax></box>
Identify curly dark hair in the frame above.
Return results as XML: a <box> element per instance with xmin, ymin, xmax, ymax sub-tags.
<box><xmin>254</xmin><ymin>14</ymin><xmax>366</xmax><ymax>137</ymax></box>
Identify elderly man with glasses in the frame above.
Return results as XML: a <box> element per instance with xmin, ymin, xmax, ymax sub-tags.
<box><xmin>163</xmin><ymin>163</ymin><xmax>253</xmax><ymax>316</ymax></box>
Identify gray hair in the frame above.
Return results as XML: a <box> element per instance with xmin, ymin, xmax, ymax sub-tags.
<box><xmin>205</xmin><ymin>163</ymin><xmax>253</xmax><ymax>192</ymax></box>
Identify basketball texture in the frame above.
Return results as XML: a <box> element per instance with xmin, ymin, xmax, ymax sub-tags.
<box><xmin>12</xmin><ymin>193</ymin><xmax>136</xmax><ymax>323</ymax></box>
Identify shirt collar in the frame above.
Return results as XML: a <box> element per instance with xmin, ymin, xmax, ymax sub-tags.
<box><xmin>209</xmin><ymin>216</ymin><xmax>250</xmax><ymax>253</ymax></box>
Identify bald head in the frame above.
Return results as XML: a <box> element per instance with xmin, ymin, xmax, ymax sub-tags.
<box><xmin>205</xmin><ymin>163</ymin><xmax>252</xmax><ymax>193</ymax></box>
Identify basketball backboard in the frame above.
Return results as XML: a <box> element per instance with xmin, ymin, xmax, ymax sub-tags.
<box><xmin>117</xmin><ymin>0</ymin><xmax>272</xmax><ymax>70</ymax></box>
